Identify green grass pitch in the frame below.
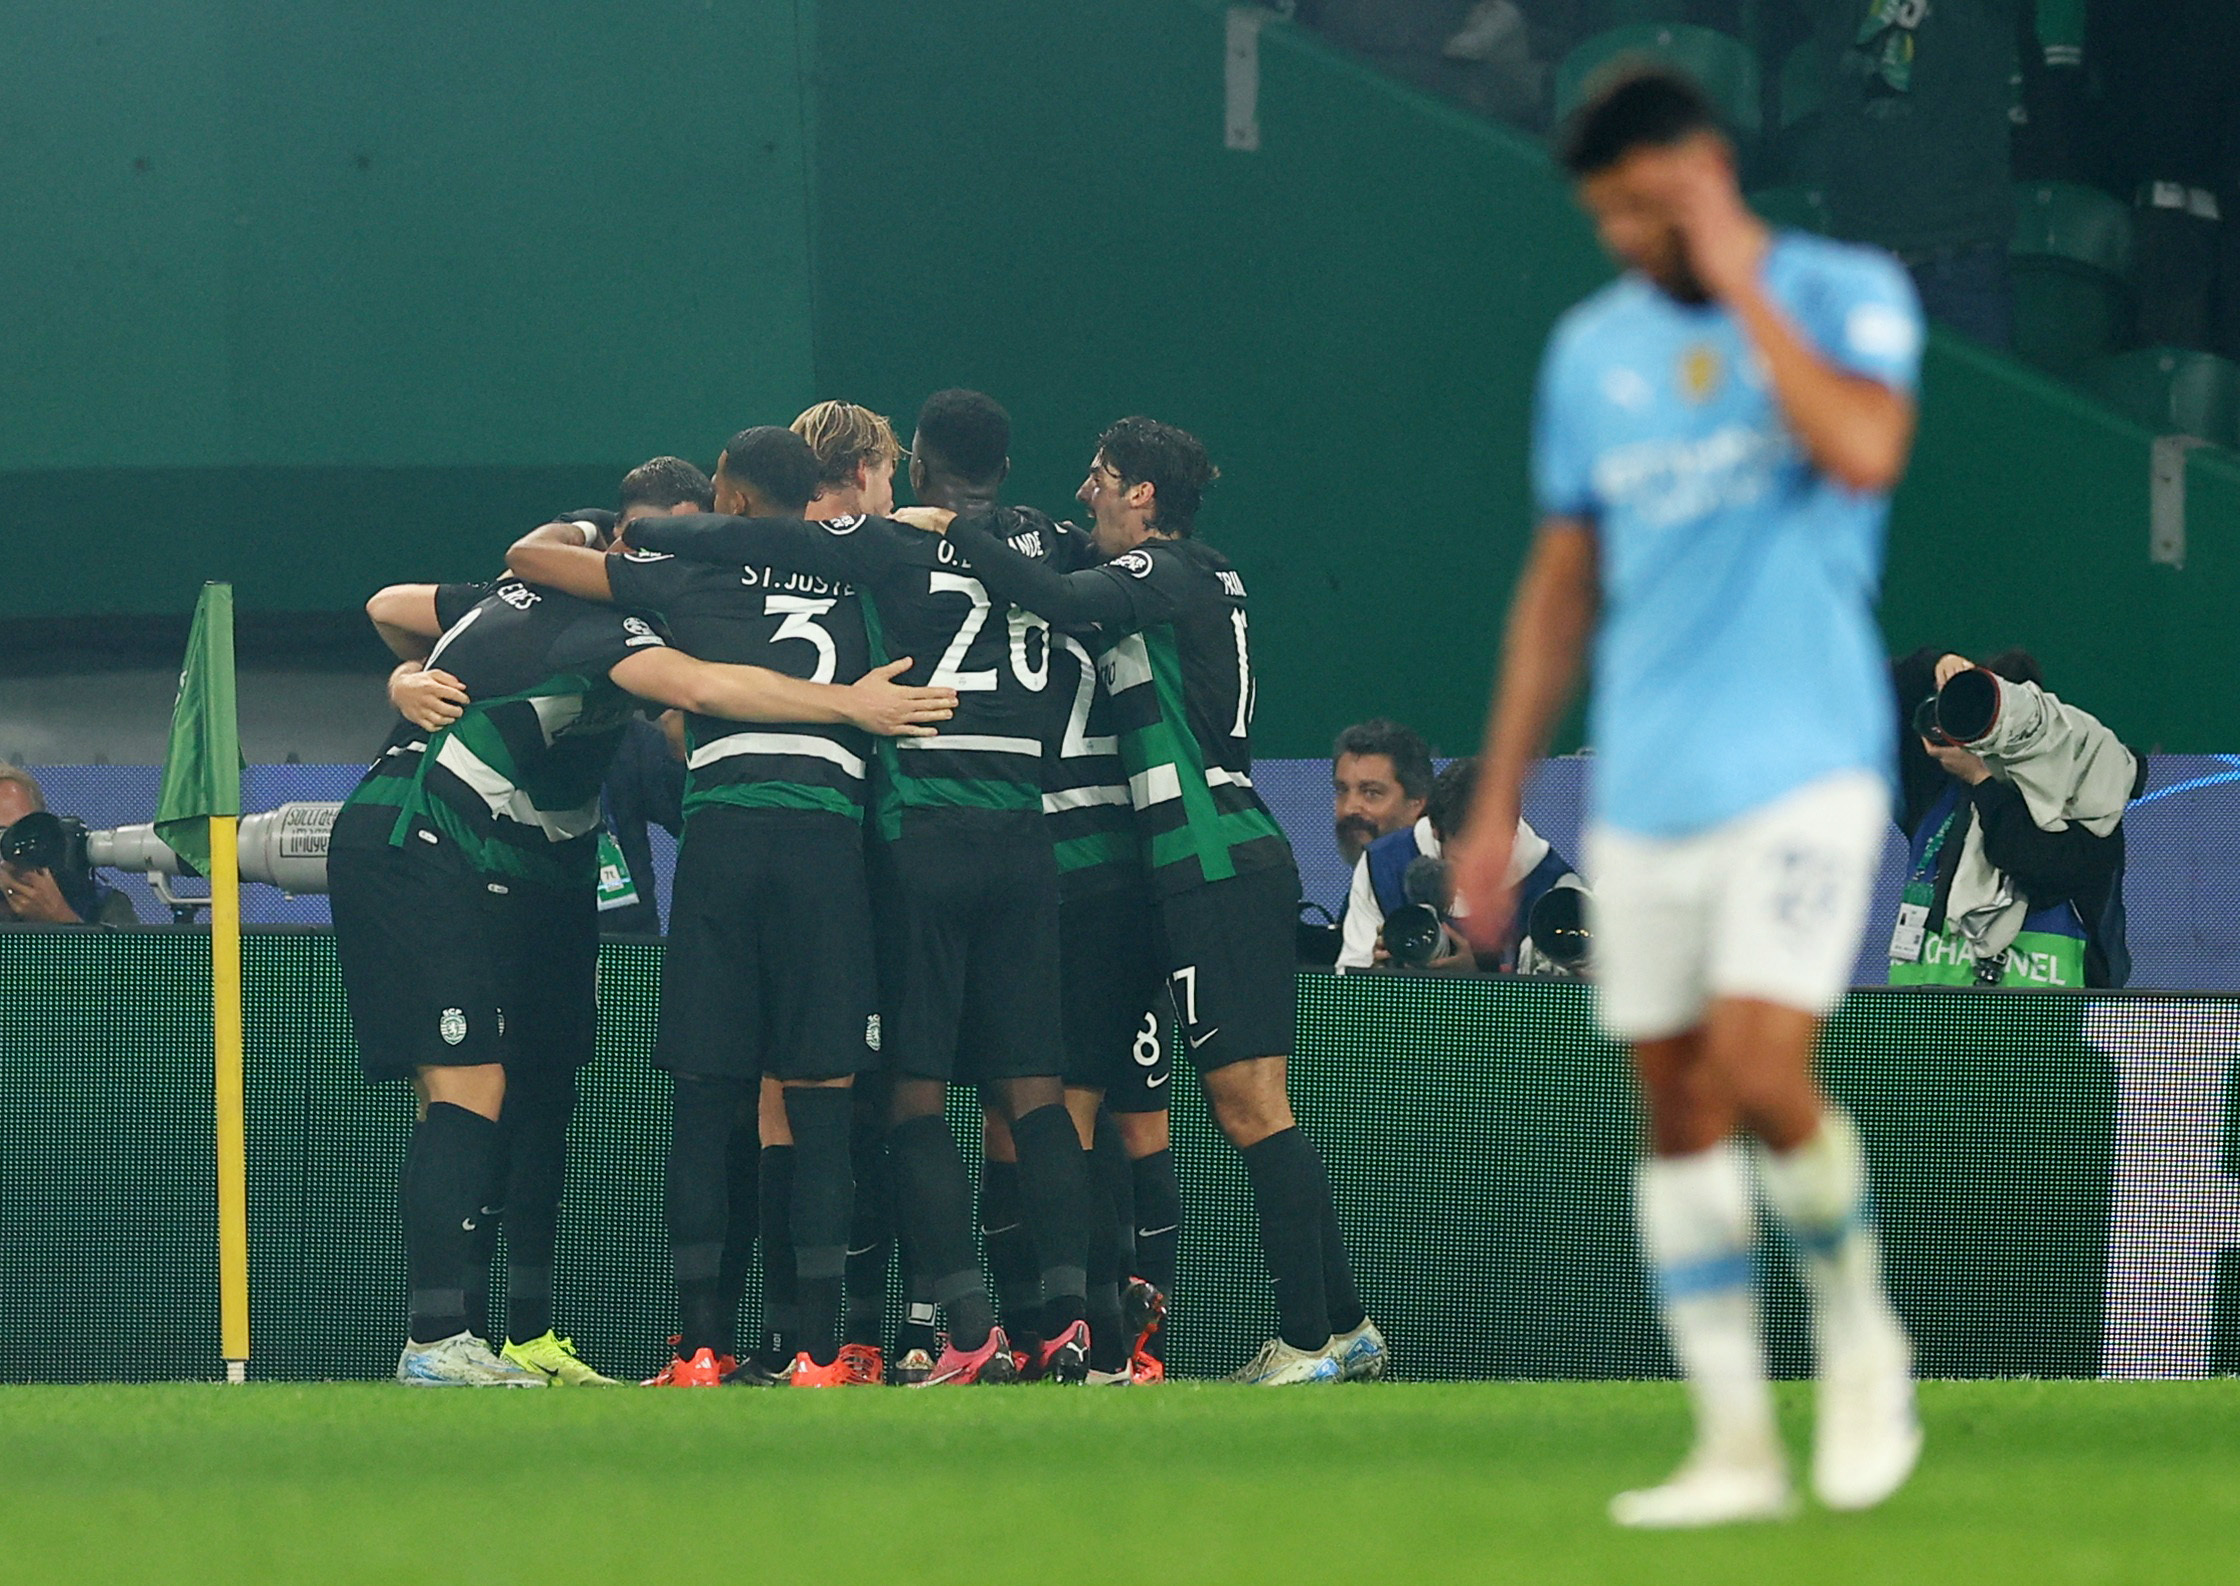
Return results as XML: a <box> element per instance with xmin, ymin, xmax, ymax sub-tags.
<box><xmin>0</xmin><ymin>1379</ymin><xmax>2231</xmax><ymax>1583</ymax></box>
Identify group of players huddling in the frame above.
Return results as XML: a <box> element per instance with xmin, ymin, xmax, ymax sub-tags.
<box><xmin>332</xmin><ymin>393</ymin><xmax>1384</xmax><ymax>1394</ymax></box>
<box><xmin>332</xmin><ymin>55</ymin><xmax>1933</xmax><ymax>1531</ymax></box>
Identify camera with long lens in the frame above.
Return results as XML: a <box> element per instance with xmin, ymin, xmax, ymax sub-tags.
<box><xmin>1382</xmin><ymin>854</ymin><xmax>1456</xmax><ymax>969</ymax></box>
<box><xmin>1523</xmin><ymin>883</ymin><xmax>1592</xmax><ymax>976</ymax></box>
<box><xmin>0</xmin><ymin>810</ymin><xmax>95</xmax><ymax>887</ymax></box>
<box><xmin>1381</xmin><ymin>902</ymin><xmax>1447</xmax><ymax>968</ymax></box>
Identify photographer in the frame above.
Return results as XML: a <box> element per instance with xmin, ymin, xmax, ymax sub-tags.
<box><xmin>1337</xmin><ymin>758</ymin><xmax>1585</xmax><ymax>976</ymax></box>
<box><xmin>1332</xmin><ymin>719</ymin><xmax>1433</xmax><ymax>870</ymax></box>
<box><xmin>0</xmin><ymin>764</ymin><xmax>137</xmax><ymax>926</ymax></box>
<box><xmin>1891</xmin><ymin>648</ymin><xmax>2146</xmax><ymax>988</ymax></box>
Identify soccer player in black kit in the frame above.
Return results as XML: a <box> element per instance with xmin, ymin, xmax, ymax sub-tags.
<box><xmin>892</xmin><ymin>396</ymin><xmax>1180</xmax><ymax>1383</ymax></box>
<box><xmin>508</xmin><ymin>427</ymin><xmax>964</xmax><ymax>1388</ymax></box>
<box><xmin>340</xmin><ymin>506</ymin><xmax>952</xmax><ymax>1388</ymax></box>
<box><xmin>621</xmin><ymin>405</ymin><xmax>1102</xmax><ymax>1386</ymax></box>
<box><xmin>939</xmin><ymin>418</ymin><xmax>1387</xmax><ymax>1383</ymax></box>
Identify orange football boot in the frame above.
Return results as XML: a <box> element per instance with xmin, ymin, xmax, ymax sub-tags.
<box><xmin>836</xmin><ymin>1343</ymin><xmax>884</xmax><ymax>1385</ymax></box>
<box><xmin>646</xmin><ymin>1344</ymin><xmax>731</xmax><ymax>1387</ymax></box>
<box><xmin>790</xmin><ymin>1352</ymin><xmax>851</xmax><ymax>1387</ymax></box>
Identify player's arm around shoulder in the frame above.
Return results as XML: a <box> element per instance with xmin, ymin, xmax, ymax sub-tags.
<box><xmin>365</xmin><ymin>585</ymin><xmax>447</xmax><ymax>659</ymax></box>
<box><xmin>504</xmin><ymin>521</ymin><xmax>615</xmax><ymax>602</ymax></box>
<box><xmin>606</xmin><ymin>648</ymin><xmax>956</xmax><ymax>739</ymax></box>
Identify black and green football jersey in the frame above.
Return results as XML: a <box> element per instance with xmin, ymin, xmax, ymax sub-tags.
<box><xmin>941</xmin><ymin>513</ymin><xmax>1291</xmax><ymax>897</ymax></box>
<box><xmin>605</xmin><ymin>547</ymin><xmax>872</xmax><ymax>820</ymax></box>
<box><xmin>628</xmin><ymin>510</ymin><xmax>1069</xmax><ymax>840</ymax></box>
<box><xmin>1037</xmin><ymin>519</ymin><xmax>1142</xmax><ymax>901</ymax></box>
<box><xmin>333</xmin><ymin>579</ymin><xmax>667</xmax><ymax>892</ymax></box>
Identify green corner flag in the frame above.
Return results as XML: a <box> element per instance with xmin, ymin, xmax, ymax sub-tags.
<box><xmin>155</xmin><ymin>583</ymin><xmax>243</xmax><ymax>873</ymax></box>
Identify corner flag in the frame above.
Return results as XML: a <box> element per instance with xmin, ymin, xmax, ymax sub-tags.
<box><xmin>156</xmin><ymin>582</ymin><xmax>250</xmax><ymax>1381</ymax></box>
<box><xmin>154</xmin><ymin>583</ymin><xmax>243</xmax><ymax>871</ymax></box>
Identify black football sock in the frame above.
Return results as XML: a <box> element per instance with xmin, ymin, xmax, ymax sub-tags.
<box><xmin>1131</xmin><ymin>1145</ymin><xmax>1181</xmax><ymax>1361</ymax></box>
<box><xmin>1012</xmin><ymin>1103</ymin><xmax>1092</xmax><ymax>1336</ymax></box>
<box><xmin>1241</xmin><ymin>1127</ymin><xmax>1333</xmax><ymax>1353</ymax></box>
<box><xmin>667</xmin><ymin>1074</ymin><xmax>750</xmax><ymax>1356</ymax></box>
<box><xmin>462</xmin><ymin>1184</ymin><xmax>502</xmax><ymax>1345</ymax></box>
<box><xmin>403</xmin><ymin>1101</ymin><xmax>501</xmax><ymax>1345</ymax></box>
<box><xmin>1084</xmin><ymin>1113</ymin><xmax>1135</xmax><ymax>1373</ymax></box>
<box><xmin>1093</xmin><ymin>1110</ymin><xmax>1139</xmax><ymax>1275</ymax></box>
<box><xmin>1306</xmin><ymin>1131</ymin><xmax>1366</xmax><ymax>1337</ymax></box>
<box><xmin>844</xmin><ymin>1085</ymin><xmax>894</xmax><ymax>1350</ymax></box>
<box><xmin>979</xmin><ymin>1158</ymin><xmax>1043</xmax><ymax>1346</ymax></box>
<box><xmin>716</xmin><ymin>1106</ymin><xmax>759</xmax><ymax>1360</ymax></box>
<box><xmin>783</xmin><ymin>1087</ymin><xmax>855</xmax><ymax>1368</ymax></box>
<box><xmin>757</xmin><ymin>1144</ymin><xmax>799</xmax><ymax>1366</ymax></box>
<box><xmin>890</xmin><ymin>1113</ymin><xmax>995</xmax><ymax>1351</ymax></box>
<box><xmin>501</xmin><ymin>1068</ymin><xmax>574</xmax><ymax>1343</ymax></box>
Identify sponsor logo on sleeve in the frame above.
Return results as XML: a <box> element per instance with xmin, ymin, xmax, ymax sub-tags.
<box><xmin>1115</xmin><ymin>549</ymin><xmax>1155</xmax><ymax>579</ymax></box>
<box><xmin>1845</xmin><ymin>302</ymin><xmax>1921</xmax><ymax>363</ymax></box>
<box><xmin>824</xmin><ymin>514</ymin><xmax>866</xmax><ymax>536</ymax></box>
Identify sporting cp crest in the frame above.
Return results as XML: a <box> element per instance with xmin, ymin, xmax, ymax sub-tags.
<box><xmin>439</xmin><ymin>1008</ymin><xmax>468</xmax><ymax>1046</ymax></box>
<box><xmin>865</xmin><ymin>1014</ymin><xmax>883</xmax><ymax>1053</ymax></box>
<box><xmin>1679</xmin><ymin>342</ymin><xmax>1722</xmax><ymax>404</ymax></box>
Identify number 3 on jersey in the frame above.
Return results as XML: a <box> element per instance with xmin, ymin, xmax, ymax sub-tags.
<box><xmin>766</xmin><ymin>595</ymin><xmax>839</xmax><ymax>684</ymax></box>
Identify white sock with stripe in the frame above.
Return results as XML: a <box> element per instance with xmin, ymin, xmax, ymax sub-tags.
<box><xmin>1636</xmin><ymin>1142</ymin><xmax>1779</xmax><ymax>1466</ymax></box>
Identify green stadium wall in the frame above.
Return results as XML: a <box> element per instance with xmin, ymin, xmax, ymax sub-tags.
<box><xmin>8</xmin><ymin>1</ymin><xmax>2240</xmax><ymax>754</ymax></box>
<box><xmin>4</xmin><ymin>928</ymin><xmax>2237</xmax><ymax>1385</ymax></box>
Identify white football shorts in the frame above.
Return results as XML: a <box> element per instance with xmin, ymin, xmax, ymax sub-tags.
<box><xmin>1584</xmin><ymin>770</ymin><xmax>1887</xmax><ymax>1042</ymax></box>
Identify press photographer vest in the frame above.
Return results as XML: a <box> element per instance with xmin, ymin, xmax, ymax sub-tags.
<box><xmin>1365</xmin><ymin>825</ymin><xmax>1572</xmax><ymax>971</ymax></box>
<box><xmin>1886</xmin><ymin>782</ymin><xmax>2088</xmax><ymax>988</ymax></box>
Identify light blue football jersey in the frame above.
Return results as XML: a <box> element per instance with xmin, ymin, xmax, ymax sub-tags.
<box><xmin>1532</xmin><ymin>231</ymin><xmax>1924</xmax><ymax>838</ymax></box>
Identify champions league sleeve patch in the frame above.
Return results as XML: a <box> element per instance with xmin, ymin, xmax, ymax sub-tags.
<box><xmin>621</xmin><ymin>548</ymin><xmax>673</xmax><ymax>564</ymax></box>
<box><xmin>621</xmin><ymin>616</ymin><xmax>667</xmax><ymax>648</ymax></box>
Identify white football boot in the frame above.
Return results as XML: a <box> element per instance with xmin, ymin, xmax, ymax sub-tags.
<box><xmin>1224</xmin><ymin>1337</ymin><xmax>1342</xmax><ymax>1385</ymax></box>
<box><xmin>396</xmin><ymin>1331</ymin><xmax>548</xmax><ymax>1387</ymax></box>
<box><xmin>1610</xmin><ymin>1442</ymin><xmax>1796</xmax><ymax>1529</ymax></box>
<box><xmin>1813</xmin><ymin>1323</ymin><xmax>1923</xmax><ymax>1511</ymax></box>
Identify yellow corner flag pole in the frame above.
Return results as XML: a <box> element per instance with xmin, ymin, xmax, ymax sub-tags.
<box><xmin>156</xmin><ymin>582</ymin><xmax>249</xmax><ymax>1382</ymax></box>
<box><xmin>210</xmin><ymin>814</ymin><xmax>249</xmax><ymax>1379</ymax></box>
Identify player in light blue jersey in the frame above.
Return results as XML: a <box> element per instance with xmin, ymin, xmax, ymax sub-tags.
<box><xmin>1451</xmin><ymin>68</ymin><xmax>1925</xmax><ymax>1528</ymax></box>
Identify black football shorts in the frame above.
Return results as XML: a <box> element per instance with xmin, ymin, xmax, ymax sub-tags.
<box><xmin>1059</xmin><ymin>881</ymin><xmax>1172</xmax><ymax>1111</ymax></box>
<box><xmin>329</xmin><ymin>824</ymin><xmax>597</xmax><ymax>1083</ymax></box>
<box><xmin>1153</xmin><ymin>860</ymin><xmax>1301</xmax><ymax>1073</ymax></box>
<box><xmin>871</xmin><ymin>808</ymin><xmax>1062</xmax><ymax>1084</ymax></box>
<box><xmin>655</xmin><ymin>807</ymin><xmax>881</xmax><ymax>1083</ymax></box>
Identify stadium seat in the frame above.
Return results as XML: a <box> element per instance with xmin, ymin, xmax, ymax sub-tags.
<box><xmin>2010</xmin><ymin>180</ymin><xmax>2135</xmax><ymax>375</ymax></box>
<box><xmin>1552</xmin><ymin>25</ymin><xmax>1763</xmax><ymax>140</ymax></box>
<box><xmin>1748</xmin><ymin>185</ymin><xmax>1831</xmax><ymax>235</ymax></box>
<box><xmin>2086</xmin><ymin>348</ymin><xmax>2240</xmax><ymax>448</ymax></box>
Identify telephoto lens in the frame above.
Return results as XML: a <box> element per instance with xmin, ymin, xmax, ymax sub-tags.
<box><xmin>1526</xmin><ymin>884</ymin><xmax>1592</xmax><ymax>974</ymax></box>
<box><xmin>1935</xmin><ymin>667</ymin><xmax>2000</xmax><ymax>745</ymax></box>
<box><xmin>1382</xmin><ymin>902</ymin><xmax>1446</xmax><ymax>968</ymax></box>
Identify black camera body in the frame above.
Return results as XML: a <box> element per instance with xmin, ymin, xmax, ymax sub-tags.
<box><xmin>0</xmin><ymin>810</ymin><xmax>93</xmax><ymax>881</ymax></box>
